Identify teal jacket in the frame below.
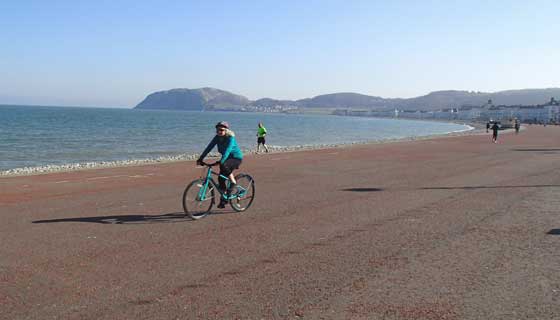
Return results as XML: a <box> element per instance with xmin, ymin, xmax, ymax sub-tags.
<box><xmin>199</xmin><ymin>135</ymin><xmax>243</xmax><ymax>164</ymax></box>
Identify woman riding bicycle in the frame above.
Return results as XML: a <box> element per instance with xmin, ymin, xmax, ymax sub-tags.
<box><xmin>196</xmin><ymin>121</ymin><xmax>243</xmax><ymax>208</ymax></box>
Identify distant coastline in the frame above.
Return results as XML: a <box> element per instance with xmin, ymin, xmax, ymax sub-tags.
<box><xmin>134</xmin><ymin>87</ymin><xmax>560</xmax><ymax>113</ymax></box>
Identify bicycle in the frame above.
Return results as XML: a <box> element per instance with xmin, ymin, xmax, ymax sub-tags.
<box><xmin>182</xmin><ymin>161</ymin><xmax>256</xmax><ymax>220</ymax></box>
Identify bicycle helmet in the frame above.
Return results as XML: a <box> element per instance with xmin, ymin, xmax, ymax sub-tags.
<box><xmin>215</xmin><ymin>121</ymin><xmax>230</xmax><ymax>129</ymax></box>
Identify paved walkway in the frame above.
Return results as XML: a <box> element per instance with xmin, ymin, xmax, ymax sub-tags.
<box><xmin>1</xmin><ymin>126</ymin><xmax>559</xmax><ymax>319</ymax></box>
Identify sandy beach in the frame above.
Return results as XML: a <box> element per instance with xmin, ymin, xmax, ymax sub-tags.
<box><xmin>1</xmin><ymin>125</ymin><xmax>559</xmax><ymax>319</ymax></box>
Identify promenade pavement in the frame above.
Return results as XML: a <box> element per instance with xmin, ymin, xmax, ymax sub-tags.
<box><xmin>1</xmin><ymin>126</ymin><xmax>559</xmax><ymax>319</ymax></box>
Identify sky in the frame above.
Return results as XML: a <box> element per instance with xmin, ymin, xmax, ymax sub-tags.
<box><xmin>1</xmin><ymin>0</ymin><xmax>559</xmax><ymax>107</ymax></box>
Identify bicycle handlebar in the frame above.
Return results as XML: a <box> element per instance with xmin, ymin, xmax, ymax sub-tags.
<box><xmin>198</xmin><ymin>161</ymin><xmax>220</xmax><ymax>167</ymax></box>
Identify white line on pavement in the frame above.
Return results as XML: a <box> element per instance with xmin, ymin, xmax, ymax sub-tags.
<box><xmin>90</xmin><ymin>174</ymin><xmax>133</xmax><ymax>181</ymax></box>
<box><xmin>86</xmin><ymin>176</ymin><xmax>112</xmax><ymax>181</ymax></box>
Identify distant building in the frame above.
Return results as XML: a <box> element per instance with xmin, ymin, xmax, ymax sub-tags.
<box><xmin>456</xmin><ymin>105</ymin><xmax>483</xmax><ymax>120</ymax></box>
<box><xmin>332</xmin><ymin>98</ymin><xmax>560</xmax><ymax>123</ymax></box>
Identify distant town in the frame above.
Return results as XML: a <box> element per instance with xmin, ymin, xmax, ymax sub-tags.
<box><xmin>211</xmin><ymin>97</ymin><xmax>560</xmax><ymax>125</ymax></box>
<box><xmin>332</xmin><ymin>97</ymin><xmax>560</xmax><ymax>124</ymax></box>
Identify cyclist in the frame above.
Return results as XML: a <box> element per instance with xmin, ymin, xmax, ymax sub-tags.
<box><xmin>196</xmin><ymin>121</ymin><xmax>243</xmax><ymax>208</ymax></box>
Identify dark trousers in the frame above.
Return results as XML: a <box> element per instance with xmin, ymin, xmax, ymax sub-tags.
<box><xmin>218</xmin><ymin>158</ymin><xmax>242</xmax><ymax>191</ymax></box>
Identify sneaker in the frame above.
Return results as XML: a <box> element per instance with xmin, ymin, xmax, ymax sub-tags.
<box><xmin>228</xmin><ymin>183</ymin><xmax>238</xmax><ymax>195</ymax></box>
<box><xmin>217</xmin><ymin>201</ymin><xmax>226</xmax><ymax>209</ymax></box>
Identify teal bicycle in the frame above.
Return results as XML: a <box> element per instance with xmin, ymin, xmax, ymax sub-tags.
<box><xmin>182</xmin><ymin>161</ymin><xmax>256</xmax><ymax>220</ymax></box>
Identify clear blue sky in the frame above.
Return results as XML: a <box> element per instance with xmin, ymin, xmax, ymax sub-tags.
<box><xmin>1</xmin><ymin>0</ymin><xmax>559</xmax><ymax>107</ymax></box>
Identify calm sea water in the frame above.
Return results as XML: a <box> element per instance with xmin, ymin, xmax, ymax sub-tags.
<box><xmin>0</xmin><ymin>105</ymin><xmax>471</xmax><ymax>171</ymax></box>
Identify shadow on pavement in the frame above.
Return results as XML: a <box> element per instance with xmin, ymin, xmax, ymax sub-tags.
<box><xmin>32</xmin><ymin>211</ymin><xmax>234</xmax><ymax>224</ymax></box>
<box><xmin>547</xmin><ymin>229</ymin><xmax>560</xmax><ymax>235</ymax></box>
<box><xmin>421</xmin><ymin>185</ymin><xmax>560</xmax><ymax>190</ymax></box>
<box><xmin>341</xmin><ymin>188</ymin><xmax>384</xmax><ymax>192</ymax></box>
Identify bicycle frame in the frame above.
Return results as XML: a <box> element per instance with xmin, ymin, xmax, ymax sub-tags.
<box><xmin>198</xmin><ymin>165</ymin><xmax>248</xmax><ymax>201</ymax></box>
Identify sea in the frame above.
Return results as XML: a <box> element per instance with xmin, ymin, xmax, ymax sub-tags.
<box><xmin>0</xmin><ymin>105</ymin><xmax>472</xmax><ymax>173</ymax></box>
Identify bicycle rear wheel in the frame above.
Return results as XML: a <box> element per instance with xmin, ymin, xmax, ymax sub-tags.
<box><xmin>230</xmin><ymin>174</ymin><xmax>255</xmax><ymax>212</ymax></box>
<box><xmin>183</xmin><ymin>179</ymin><xmax>215</xmax><ymax>220</ymax></box>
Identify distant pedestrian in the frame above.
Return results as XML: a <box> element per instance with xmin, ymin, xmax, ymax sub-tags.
<box><xmin>515</xmin><ymin>120</ymin><xmax>520</xmax><ymax>134</ymax></box>
<box><xmin>491</xmin><ymin>122</ymin><xmax>500</xmax><ymax>143</ymax></box>
<box><xmin>486</xmin><ymin>122</ymin><xmax>490</xmax><ymax>133</ymax></box>
<box><xmin>256</xmin><ymin>122</ymin><xmax>269</xmax><ymax>153</ymax></box>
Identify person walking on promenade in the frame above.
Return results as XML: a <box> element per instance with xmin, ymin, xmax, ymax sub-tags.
<box><xmin>486</xmin><ymin>121</ymin><xmax>490</xmax><ymax>133</ymax></box>
<box><xmin>491</xmin><ymin>122</ymin><xmax>500</xmax><ymax>143</ymax></box>
<box><xmin>256</xmin><ymin>122</ymin><xmax>269</xmax><ymax>153</ymax></box>
<box><xmin>515</xmin><ymin>119</ymin><xmax>520</xmax><ymax>134</ymax></box>
<box><xmin>197</xmin><ymin>121</ymin><xmax>243</xmax><ymax>208</ymax></box>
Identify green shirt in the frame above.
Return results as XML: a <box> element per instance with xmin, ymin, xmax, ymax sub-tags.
<box><xmin>257</xmin><ymin>126</ymin><xmax>267</xmax><ymax>138</ymax></box>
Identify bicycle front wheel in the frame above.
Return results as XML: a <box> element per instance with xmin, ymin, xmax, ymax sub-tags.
<box><xmin>230</xmin><ymin>174</ymin><xmax>255</xmax><ymax>212</ymax></box>
<box><xmin>183</xmin><ymin>179</ymin><xmax>215</xmax><ymax>220</ymax></box>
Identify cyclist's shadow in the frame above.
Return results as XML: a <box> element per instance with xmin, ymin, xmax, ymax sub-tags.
<box><xmin>32</xmin><ymin>210</ymin><xmax>235</xmax><ymax>225</ymax></box>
